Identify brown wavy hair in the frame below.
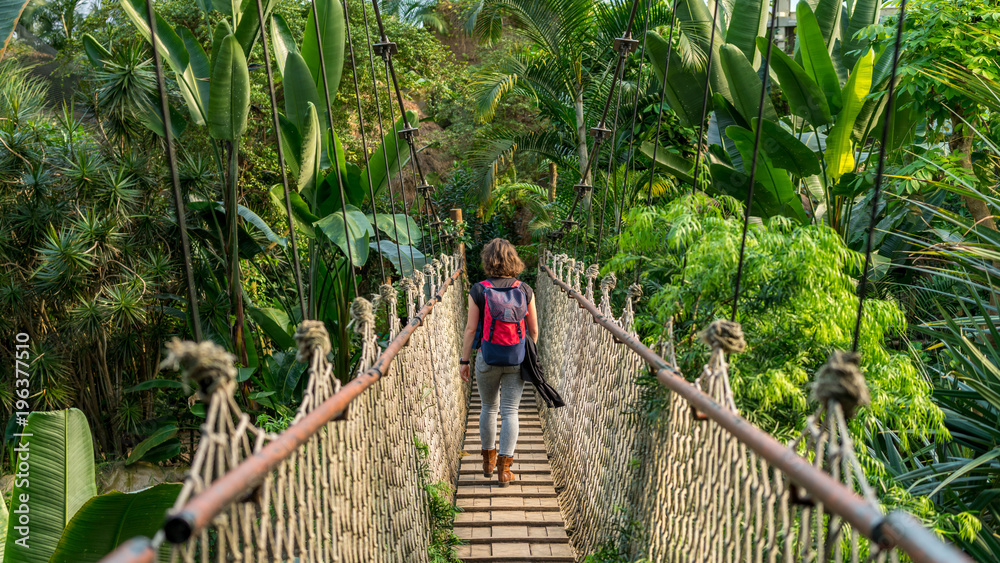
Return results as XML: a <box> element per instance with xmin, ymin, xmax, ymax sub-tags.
<box><xmin>480</xmin><ymin>238</ymin><xmax>524</xmax><ymax>278</ymax></box>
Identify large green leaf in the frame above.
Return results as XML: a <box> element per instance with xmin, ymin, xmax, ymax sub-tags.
<box><xmin>178</xmin><ymin>27</ymin><xmax>211</xmax><ymax>121</ymax></box>
<box><xmin>301</xmin><ymin>0</ymin><xmax>345</xmax><ymax>114</ymax></box>
<box><xmin>283</xmin><ymin>52</ymin><xmax>321</xmax><ymax>133</ymax></box>
<box><xmin>2</xmin><ymin>409</ymin><xmax>98</xmax><ymax>563</ymax></box>
<box><xmin>361</xmin><ymin>111</ymin><xmax>417</xmax><ymax>197</ymax></box>
<box><xmin>269</xmin><ymin>185</ymin><xmax>318</xmax><ymax>238</ymax></box>
<box><xmin>314</xmin><ymin>205</ymin><xmax>373</xmax><ymax>267</ymax></box>
<box><xmin>298</xmin><ymin>102</ymin><xmax>323</xmax><ymax>202</ymax></box>
<box><xmin>761</xmin><ymin>37</ymin><xmax>832</xmax><ymax>127</ymax></box>
<box><xmin>118</xmin><ymin>0</ymin><xmax>189</xmax><ymax>72</ymax></box>
<box><xmin>207</xmin><ymin>34</ymin><xmax>250</xmax><ymax>140</ymax></box>
<box><xmin>48</xmin><ymin>484</ymin><xmax>181</xmax><ymax>563</ymax></box>
<box><xmin>278</xmin><ymin>114</ymin><xmax>302</xmax><ymax>176</ymax></box>
<box><xmin>824</xmin><ymin>49</ymin><xmax>873</xmax><ymax>180</ymax></box>
<box><xmin>234</xmin><ymin>0</ymin><xmax>276</xmax><ymax>57</ymax></box>
<box><xmin>0</xmin><ymin>493</ymin><xmax>7</xmax><ymax>560</ymax></box>
<box><xmin>137</xmin><ymin>98</ymin><xmax>188</xmax><ymax>139</ymax></box>
<box><xmin>753</xmin><ymin>118</ymin><xmax>822</xmax><ymax>178</ymax></box>
<box><xmin>125</xmin><ymin>425</ymin><xmax>178</xmax><ymax>465</ymax></box>
<box><xmin>842</xmin><ymin>0</ymin><xmax>880</xmax><ymax>68</ymax></box>
<box><xmin>119</xmin><ymin>0</ymin><xmax>205</xmax><ymax>125</ymax></box>
<box><xmin>371</xmin><ymin>241</ymin><xmax>427</xmax><ymax>278</ymax></box>
<box><xmin>719</xmin><ymin>45</ymin><xmax>777</xmax><ymax>125</ymax></box>
<box><xmin>209</xmin><ymin>20</ymin><xmax>233</xmax><ymax>79</ymax></box>
<box><xmin>0</xmin><ymin>0</ymin><xmax>30</xmax><ymax>57</ymax></box>
<box><xmin>726</xmin><ymin>126</ymin><xmax>808</xmax><ymax>223</ymax></box>
<box><xmin>82</xmin><ymin>34</ymin><xmax>112</xmax><ymax>68</ymax></box>
<box><xmin>644</xmin><ymin>31</ymin><xmax>707</xmax><ymax>127</ymax></box>
<box><xmin>249</xmin><ymin>306</ymin><xmax>296</xmax><ymax>350</ymax></box>
<box><xmin>795</xmin><ymin>2</ymin><xmax>843</xmax><ymax>115</ymax></box>
<box><xmin>810</xmin><ymin>0</ymin><xmax>842</xmax><ymax>49</ymax></box>
<box><xmin>270</xmin><ymin>13</ymin><xmax>297</xmax><ymax>78</ymax></box>
<box><xmin>368</xmin><ymin>213</ymin><xmax>422</xmax><ymax>246</ymax></box>
<box><xmin>725</xmin><ymin>0</ymin><xmax>768</xmax><ymax>67</ymax></box>
<box><xmin>640</xmin><ymin>141</ymin><xmax>695</xmax><ymax>185</ymax></box>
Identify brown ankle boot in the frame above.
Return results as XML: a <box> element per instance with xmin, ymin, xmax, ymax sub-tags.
<box><xmin>481</xmin><ymin>449</ymin><xmax>497</xmax><ymax>477</ymax></box>
<box><xmin>497</xmin><ymin>455</ymin><xmax>516</xmax><ymax>487</ymax></box>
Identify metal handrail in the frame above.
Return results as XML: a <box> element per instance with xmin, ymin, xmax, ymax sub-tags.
<box><xmin>540</xmin><ymin>263</ymin><xmax>970</xmax><ymax>563</ymax></box>
<box><xmin>98</xmin><ymin>265</ymin><xmax>465</xmax><ymax>563</ymax></box>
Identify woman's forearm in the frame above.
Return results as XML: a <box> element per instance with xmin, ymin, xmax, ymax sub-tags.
<box><xmin>461</xmin><ymin>328</ymin><xmax>476</xmax><ymax>360</ymax></box>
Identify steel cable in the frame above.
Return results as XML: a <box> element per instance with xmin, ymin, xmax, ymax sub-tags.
<box><xmin>253</xmin><ymin>0</ymin><xmax>308</xmax><ymax>318</ymax></box>
<box><xmin>853</xmin><ymin>0</ymin><xmax>907</xmax><ymax>352</ymax></box>
<box><xmin>730</xmin><ymin>2</ymin><xmax>780</xmax><ymax>322</ymax></box>
<box><xmin>689</xmin><ymin>0</ymin><xmax>723</xmax><ymax>196</ymax></box>
<box><xmin>144</xmin><ymin>0</ymin><xmax>202</xmax><ymax>341</ymax></box>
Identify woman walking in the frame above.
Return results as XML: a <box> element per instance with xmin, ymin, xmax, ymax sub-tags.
<box><xmin>459</xmin><ymin>239</ymin><xmax>538</xmax><ymax>487</ymax></box>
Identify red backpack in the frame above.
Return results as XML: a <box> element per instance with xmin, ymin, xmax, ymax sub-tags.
<box><xmin>477</xmin><ymin>280</ymin><xmax>528</xmax><ymax>366</ymax></box>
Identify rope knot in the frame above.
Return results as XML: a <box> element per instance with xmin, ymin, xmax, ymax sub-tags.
<box><xmin>627</xmin><ymin>283</ymin><xmax>643</xmax><ymax>300</ymax></box>
<box><xmin>295</xmin><ymin>320</ymin><xmax>331</xmax><ymax>363</ymax></box>
<box><xmin>600</xmin><ymin>272</ymin><xmax>617</xmax><ymax>293</ymax></box>
<box><xmin>585</xmin><ymin>264</ymin><xmax>600</xmax><ymax>279</ymax></box>
<box><xmin>422</xmin><ymin>264</ymin><xmax>435</xmax><ymax>277</ymax></box>
<box><xmin>376</xmin><ymin>283</ymin><xmax>396</xmax><ymax>306</ymax></box>
<box><xmin>699</xmin><ymin>320</ymin><xmax>746</xmax><ymax>354</ymax></box>
<box><xmin>349</xmin><ymin>298</ymin><xmax>376</xmax><ymax>333</ymax></box>
<box><xmin>399</xmin><ymin>278</ymin><xmax>416</xmax><ymax>294</ymax></box>
<box><xmin>812</xmin><ymin>351</ymin><xmax>870</xmax><ymax>418</ymax></box>
<box><xmin>159</xmin><ymin>339</ymin><xmax>236</xmax><ymax>400</ymax></box>
<box><xmin>412</xmin><ymin>270</ymin><xmax>425</xmax><ymax>288</ymax></box>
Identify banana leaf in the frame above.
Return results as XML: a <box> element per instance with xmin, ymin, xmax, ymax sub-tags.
<box><xmin>726</xmin><ymin>126</ymin><xmax>808</xmax><ymax>223</ymax></box>
<box><xmin>724</xmin><ymin>0</ymin><xmax>768</xmax><ymax>67</ymax></box>
<box><xmin>125</xmin><ymin>425</ymin><xmax>178</xmax><ymax>465</ymax></box>
<box><xmin>644</xmin><ymin>30</ymin><xmax>708</xmax><ymax>127</ymax></box>
<box><xmin>2</xmin><ymin>409</ymin><xmax>98</xmax><ymax>563</ymax></box>
<box><xmin>825</xmin><ymin>49</ymin><xmax>873</xmax><ymax>180</ymax></box>
<box><xmin>301</xmin><ymin>0</ymin><xmax>345</xmax><ymax>110</ymax></box>
<box><xmin>361</xmin><ymin>111</ymin><xmax>418</xmax><ymax>197</ymax></box>
<box><xmin>270</xmin><ymin>13</ymin><xmax>297</xmax><ymax>78</ymax></box>
<box><xmin>47</xmin><ymin>484</ymin><xmax>181</xmax><ymax>563</ymax></box>
<box><xmin>760</xmin><ymin>37</ymin><xmax>832</xmax><ymax>127</ymax></box>
<box><xmin>368</xmin><ymin>213</ymin><xmax>422</xmax><ymax>246</ymax></box>
<box><xmin>371</xmin><ymin>241</ymin><xmax>427</xmax><ymax>278</ymax></box>
<box><xmin>0</xmin><ymin>0</ymin><xmax>30</xmax><ymax>57</ymax></box>
<box><xmin>752</xmin><ymin>118</ymin><xmax>822</xmax><ymax>178</ymax></box>
<box><xmin>207</xmin><ymin>34</ymin><xmax>250</xmax><ymax>140</ymax></box>
<box><xmin>640</xmin><ymin>141</ymin><xmax>696</xmax><ymax>186</ymax></box>
<box><xmin>795</xmin><ymin>2</ymin><xmax>843</xmax><ymax>115</ymax></box>
<box><xmin>314</xmin><ymin>204</ymin><xmax>374</xmax><ymax>267</ymax></box>
<box><xmin>283</xmin><ymin>51</ymin><xmax>322</xmax><ymax>134</ymax></box>
<box><xmin>719</xmin><ymin>45</ymin><xmax>777</xmax><ymax>125</ymax></box>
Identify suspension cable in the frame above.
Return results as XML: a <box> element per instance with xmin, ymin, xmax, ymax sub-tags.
<box><xmin>642</xmin><ymin>0</ymin><xmax>681</xmax><ymax>206</ymax></box>
<box><xmin>254</xmin><ymin>0</ymin><xmax>308</xmax><ymax>317</ymax></box>
<box><xmin>552</xmin><ymin>0</ymin><xmax>644</xmax><ymax>251</ymax></box>
<box><xmin>616</xmin><ymin>0</ymin><xmax>653</xmax><ymax>248</ymax></box>
<box><xmin>358</xmin><ymin>0</ymin><xmax>410</xmax><ymax>276</ymax></box>
<box><xmin>595</xmin><ymin>45</ymin><xmax>629</xmax><ymax>263</ymax></box>
<box><xmin>730</xmin><ymin>1</ymin><xmax>780</xmax><ymax>322</ymax></box>
<box><xmin>343</xmin><ymin>0</ymin><xmax>385</xmax><ymax>283</ymax></box>
<box><xmin>853</xmin><ymin>0</ymin><xmax>907</xmax><ymax>352</ymax></box>
<box><xmin>308</xmin><ymin>0</ymin><xmax>360</xmax><ymax>298</ymax></box>
<box><xmin>144</xmin><ymin>0</ymin><xmax>202</xmax><ymax>341</ymax></box>
<box><xmin>689</xmin><ymin>0</ymin><xmax>723</xmax><ymax>195</ymax></box>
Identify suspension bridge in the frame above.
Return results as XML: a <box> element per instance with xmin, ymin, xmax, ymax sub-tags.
<box><xmin>94</xmin><ymin>0</ymin><xmax>975</xmax><ymax>560</ymax></box>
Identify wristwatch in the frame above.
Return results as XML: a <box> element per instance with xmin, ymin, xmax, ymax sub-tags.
<box><xmin>459</xmin><ymin>358</ymin><xmax>470</xmax><ymax>365</ymax></box>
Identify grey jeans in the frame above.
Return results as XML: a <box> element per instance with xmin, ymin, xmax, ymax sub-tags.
<box><xmin>475</xmin><ymin>353</ymin><xmax>525</xmax><ymax>456</ymax></box>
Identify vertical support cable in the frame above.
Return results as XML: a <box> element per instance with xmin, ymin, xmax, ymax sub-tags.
<box><xmin>144</xmin><ymin>0</ymin><xmax>202</xmax><ymax>341</ymax></box>
<box><xmin>343</xmin><ymin>0</ymin><xmax>386</xmax><ymax>283</ymax></box>
<box><xmin>853</xmin><ymin>0</ymin><xmax>907</xmax><ymax>352</ymax></box>
<box><xmin>616</xmin><ymin>0</ymin><xmax>653</xmax><ymax>246</ymax></box>
<box><xmin>731</xmin><ymin>0</ymin><xmax>780</xmax><ymax>322</ymax></box>
<box><xmin>254</xmin><ymin>0</ymin><xmax>308</xmax><ymax>318</ymax></box>
<box><xmin>308</xmin><ymin>0</ymin><xmax>360</xmax><ymax>298</ymax></box>
<box><xmin>643</xmin><ymin>0</ymin><xmax>681</xmax><ymax>206</ymax></box>
<box><xmin>690</xmin><ymin>0</ymin><xmax>723</xmax><ymax>195</ymax></box>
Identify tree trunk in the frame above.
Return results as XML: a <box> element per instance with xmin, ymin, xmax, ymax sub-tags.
<box><xmin>951</xmin><ymin>114</ymin><xmax>996</xmax><ymax>232</ymax></box>
<box><xmin>548</xmin><ymin>161</ymin><xmax>558</xmax><ymax>202</ymax></box>
<box><xmin>574</xmin><ymin>90</ymin><xmax>593</xmax><ymax>233</ymax></box>
<box><xmin>226</xmin><ymin>142</ymin><xmax>248</xmax><ymax>365</ymax></box>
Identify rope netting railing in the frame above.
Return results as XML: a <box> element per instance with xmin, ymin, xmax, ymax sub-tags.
<box><xmin>101</xmin><ymin>254</ymin><xmax>467</xmax><ymax>563</ymax></box>
<box><xmin>534</xmin><ymin>251</ymin><xmax>969</xmax><ymax>563</ymax></box>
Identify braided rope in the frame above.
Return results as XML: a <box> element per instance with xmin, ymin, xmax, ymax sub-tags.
<box><xmin>165</xmin><ymin>257</ymin><xmax>467</xmax><ymax>562</ymax></box>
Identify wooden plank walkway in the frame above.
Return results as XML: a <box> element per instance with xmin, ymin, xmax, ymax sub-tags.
<box><xmin>455</xmin><ymin>381</ymin><xmax>575</xmax><ymax>562</ymax></box>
